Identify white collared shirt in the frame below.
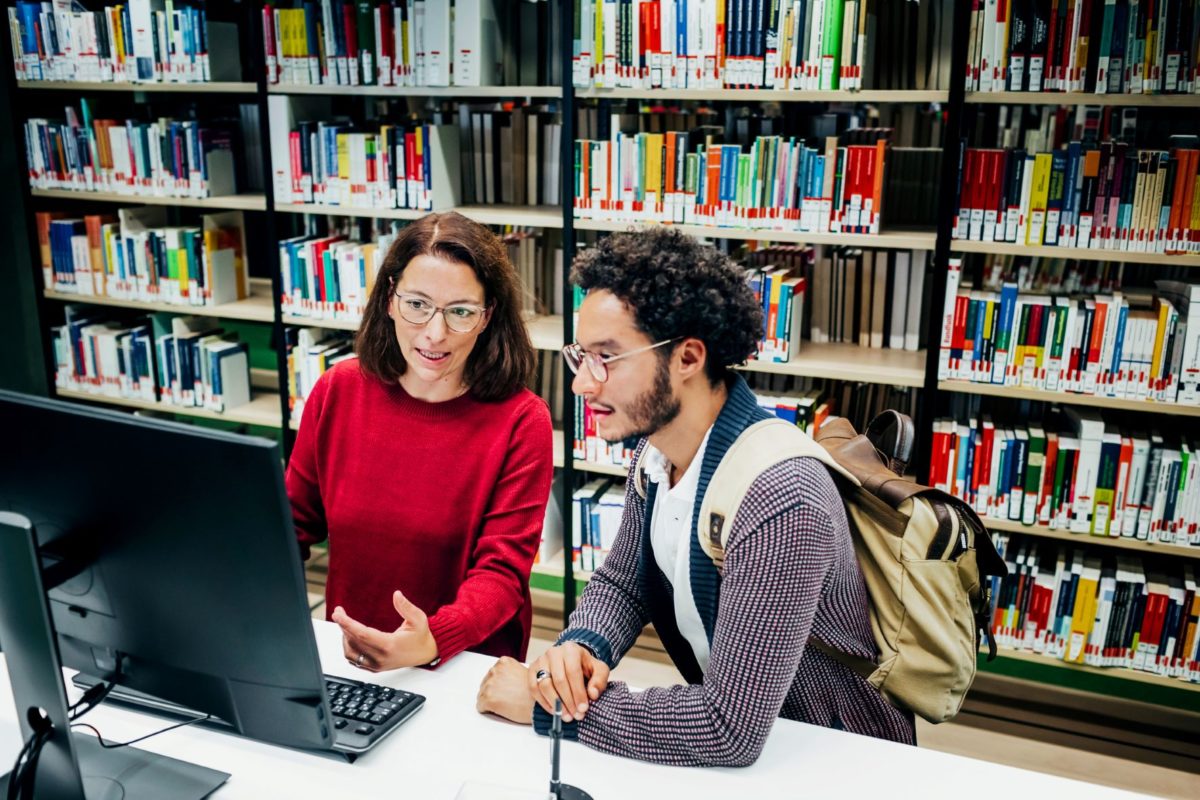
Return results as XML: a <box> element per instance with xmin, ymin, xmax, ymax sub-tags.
<box><xmin>643</xmin><ymin>427</ymin><xmax>713</xmax><ymax>672</ymax></box>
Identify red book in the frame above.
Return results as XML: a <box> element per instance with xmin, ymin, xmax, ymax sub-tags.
<box><xmin>343</xmin><ymin>3</ymin><xmax>359</xmax><ymax>78</ymax></box>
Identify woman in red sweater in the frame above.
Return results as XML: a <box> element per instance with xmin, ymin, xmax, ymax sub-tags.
<box><xmin>286</xmin><ymin>212</ymin><xmax>553</xmax><ymax>672</ymax></box>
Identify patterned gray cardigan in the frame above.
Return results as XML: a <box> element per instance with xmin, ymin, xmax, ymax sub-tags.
<box><xmin>531</xmin><ymin>377</ymin><xmax>915</xmax><ymax>766</ymax></box>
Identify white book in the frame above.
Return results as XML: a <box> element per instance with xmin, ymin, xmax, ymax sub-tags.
<box><xmin>889</xmin><ymin>251</ymin><xmax>910</xmax><ymax>351</ymax></box>
<box><xmin>452</xmin><ymin>0</ymin><xmax>497</xmax><ymax>86</ymax></box>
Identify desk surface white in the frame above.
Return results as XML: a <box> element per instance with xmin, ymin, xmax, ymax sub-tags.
<box><xmin>0</xmin><ymin>620</ymin><xmax>1151</xmax><ymax>799</ymax></box>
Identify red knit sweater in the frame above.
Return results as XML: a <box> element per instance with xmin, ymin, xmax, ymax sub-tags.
<box><xmin>286</xmin><ymin>359</ymin><xmax>553</xmax><ymax>663</ymax></box>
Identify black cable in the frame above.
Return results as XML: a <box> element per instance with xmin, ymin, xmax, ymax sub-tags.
<box><xmin>67</xmin><ymin>681</ymin><xmax>115</xmax><ymax>722</ymax></box>
<box><xmin>6</xmin><ymin>682</ymin><xmax>117</xmax><ymax>800</ymax></box>
<box><xmin>6</xmin><ymin>720</ymin><xmax>53</xmax><ymax>800</ymax></box>
<box><xmin>70</xmin><ymin>713</ymin><xmax>212</xmax><ymax>750</ymax></box>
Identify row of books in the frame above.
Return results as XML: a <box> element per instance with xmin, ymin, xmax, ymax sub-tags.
<box><xmin>287</xmin><ymin>328</ymin><xmax>355</xmax><ymax>422</ymax></box>
<box><xmin>266</xmin><ymin>97</ymin><xmax>460</xmax><ymax>210</ymax></box>
<box><xmin>571</xmin><ymin>0</ymin><xmax>953</xmax><ymax>91</ymax></box>
<box><xmin>770</xmin><ymin>245</ymin><xmax>931</xmax><ymax>352</ymax></box>
<box><xmin>572</xmin><ymin>478</ymin><xmax>625</xmax><ymax>573</ymax></box>
<box><xmin>8</xmin><ymin>0</ymin><xmax>240</xmax><ymax>84</ymax></box>
<box><xmin>264</xmin><ymin>0</ymin><xmax>554</xmax><ymax>87</ymax></box>
<box><xmin>966</xmin><ymin>0</ymin><xmax>1200</xmax><ymax>95</ymax></box>
<box><xmin>456</xmin><ymin>106</ymin><xmax>563</xmax><ymax>208</ymax></box>
<box><xmin>937</xmin><ymin>263</ymin><xmax>1200</xmax><ymax>404</ymax></box>
<box><xmin>573</xmin><ymin>129</ymin><xmax>890</xmax><ymax>233</ymax></box>
<box><xmin>988</xmin><ymin>533</ymin><xmax>1199</xmax><ymax>682</ymax></box>
<box><xmin>961</xmin><ymin>251</ymin><xmax>1133</xmax><ymax>297</ymax></box>
<box><xmin>952</xmin><ymin>141</ymin><xmax>1200</xmax><ymax>255</ymax></box>
<box><xmin>23</xmin><ymin>104</ymin><xmax>243</xmax><ymax>199</ymax></box>
<box><xmin>279</xmin><ymin>222</ymin><xmax>400</xmax><ymax>322</ymax></box>
<box><xmin>52</xmin><ymin>307</ymin><xmax>252</xmax><ymax>413</ymax></box>
<box><xmin>931</xmin><ymin>408</ymin><xmax>1199</xmax><ymax>546</ymax></box>
<box><xmin>37</xmin><ymin>208</ymin><xmax>250</xmax><ymax>308</ymax></box>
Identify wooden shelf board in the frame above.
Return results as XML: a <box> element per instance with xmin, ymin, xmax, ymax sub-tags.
<box><xmin>551</xmin><ymin>429</ymin><xmax>629</xmax><ymax>477</ymax></box>
<box><xmin>274</xmin><ymin>202</ymin><xmax>563</xmax><ymax>228</ymax></box>
<box><xmin>965</xmin><ymin>91</ymin><xmax>1200</xmax><ymax>108</ymax></box>
<box><xmin>989</xmin><ymin>647</ymin><xmax>1200</xmax><ymax>693</ymax></box>
<box><xmin>739</xmin><ymin>343</ymin><xmax>927</xmax><ymax>388</ymax></box>
<box><xmin>984</xmin><ymin>517</ymin><xmax>1200</xmax><ymax>559</ymax></box>
<box><xmin>44</xmin><ymin>278</ymin><xmax>275</xmax><ymax>323</ymax></box>
<box><xmin>18</xmin><ymin>80</ymin><xmax>256</xmax><ymax>93</ymax></box>
<box><xmin>575</xmin><ymin>88</ymin><xmax>949</xmax><ymax>103</ymax></box>
<box><xmin>530</xmin><ymin>550</ymin><xmax>593</xmax><ymax>583</ymax></box>
<box><xmin>55</xmin><ymin>388</ymin><xmax>283</xmax><ymax>428</ymax></box>
<box><xmin>938</xmin><ymin>380</ymin><xmax>1200</xmax><ymax>416</ymax></box>
<box><xmin>574</xmin><ymin>218</ymin><xmax>937</xmax><ymax>249</ymax></box>
<box><xmin>949</xmin><ymin>239</ymin><xmax>1200</xmax><ymax>267</ymax></box>
<box><xmin>268</xmin><ymin>84</ymin><xmax>561</xmax><ymax>98</ymax></box>
<box><xmin>30</xmin><ymin>188</ymin><xmax>267</xmax><ymax>211</ymax></box>
<box><xmin>282</xmin><ymin>314</ymin><xmax>360</xmax><ymax>332</ymax></box>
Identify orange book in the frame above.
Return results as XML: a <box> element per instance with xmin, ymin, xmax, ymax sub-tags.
<box><xmin>84</xmin><ymin>213</ymin><xmax>116</xmax><ymax>296</ymax></box>
<box><xmin>35</xmin><ymin>211</ymin><xmax>66</xmax><ymax>287</ymax></box>
<box><xmin>871</xmin><ymin>139</ymin><xmax>887</xmax><ymax>234</ymax></box>
<box><xmin>704</xmin><ymin>145</ymin><xmax>722</xmax><ymax>211</ymax></box>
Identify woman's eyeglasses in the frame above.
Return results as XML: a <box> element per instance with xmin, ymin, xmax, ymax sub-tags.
<box><xmin>393</xmin><ymin>292</ymin><xmax>488</xmax><ymax>333</ymax></box>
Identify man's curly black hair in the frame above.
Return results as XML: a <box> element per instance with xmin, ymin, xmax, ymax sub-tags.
<box><xmin>571</xmin><ymin>228</ymin><xmax>764</xmax><ymax>385</ymax></box>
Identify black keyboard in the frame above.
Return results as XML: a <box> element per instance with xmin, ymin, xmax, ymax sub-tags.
<box><xmin>324</xmin><ymin>674</ymin><xmax>424</xmax><ymax>753</ymax></box>
<box><xmin>71</xmin><ymin>673</ymin><xmax>425</xmax><ymax>757</ymax></box>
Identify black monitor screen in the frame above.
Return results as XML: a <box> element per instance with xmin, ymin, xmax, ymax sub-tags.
<box><xmin>0</xmin><ymin>391</ymin><xmax>332</xmax><ymax>750</ymax></box>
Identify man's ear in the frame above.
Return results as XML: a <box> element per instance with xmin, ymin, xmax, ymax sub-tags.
<box><xmin>674</xmin><ymin>338</ymin><xmax>708</xmax><ymax>381</ymax></box>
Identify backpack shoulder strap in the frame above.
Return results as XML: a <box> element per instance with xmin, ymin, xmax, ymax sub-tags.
<box><xmin>697</xmin><ymin>418</ymin><xmax>858</xmax><ymax>569</ymax></box>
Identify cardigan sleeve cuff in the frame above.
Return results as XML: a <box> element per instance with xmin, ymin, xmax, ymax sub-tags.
<box><xmin>555</xmin><ymin>628</ymin><xmax>615</xmax><ymax>668</ymax></box>
<box><xmin>532</xmin><ymin>704</ymin><xmax>580</xmax><ymax>741</ymax></box>
<box><xmin>426</xmin><ymin>607</ymin><xmax>469</xmax><ymax>665</ymax></box>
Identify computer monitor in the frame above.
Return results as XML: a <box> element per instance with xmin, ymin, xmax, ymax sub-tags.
<box><xmin>0</xmin><ymin>390</ymin><xmax>336</xmax><ymax>797</ymax></box>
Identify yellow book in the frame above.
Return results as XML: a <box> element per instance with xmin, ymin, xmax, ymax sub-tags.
<box><xmin>1065</xmin><ymin>557</ymin><xmax>1101</xmax><ymax>663</ymax></box>
<box><xmin>1150</xmin><ymin>297</ymin><xmax>1172</xmax><ymax>380</ymax></box>
<box><xmin>1026</xmin><ymin>153</ymin><xmax>1052</xmax><ymax>245</ymax></box>
<box><xmin>113</xmin><ymin>7</ymin><xmax>125</xmax><ymax>67</ymax></box>
<box><xmin>336</xmin><ymin>133</ymin><xmax>350</xmax><ymax>204</ymax></box>
<box><xmin>361</xmin><ymin>243</ymin><xmax>378</xmax><ymax>297</ymax></box>
<box><xmin>594</xmin><ymin>0</ymin><xmax>603</xmax><ymax>84</ymax></box>
<box><xmin>644</xmin><ymin>133</ymin><xmax>663</xmax><ymax>207</ymax></box>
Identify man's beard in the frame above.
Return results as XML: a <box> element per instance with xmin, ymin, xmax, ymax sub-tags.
<box><xmin>604</xmin><ymin>361</ymin><xmax>680</xmax><ymax>443</ymax></box>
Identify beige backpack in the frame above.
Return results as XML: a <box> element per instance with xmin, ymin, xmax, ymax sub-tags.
<box><xmin>634</xmin><ymin>412</ymin><xmax>1006</xmax><ymax>724</ymax></box>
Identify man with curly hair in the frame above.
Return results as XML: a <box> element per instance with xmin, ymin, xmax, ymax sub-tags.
<box><xmin>477</xmin><ymin>228</ymin><xmax>915</xmax><ymax>765</ymax></box>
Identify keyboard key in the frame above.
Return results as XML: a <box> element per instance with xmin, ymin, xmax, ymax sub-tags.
<box><xmin>334</xmin><ymin>719</ymin><xmax>348</xmax><ymax>729</ymax></box>
<box><xmin>355</xmin><ymin>725</ymin><xmax>374</xmax><ymax>736</ymax></box>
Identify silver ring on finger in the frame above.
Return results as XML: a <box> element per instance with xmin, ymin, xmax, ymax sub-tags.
<box><xmin>535</xmin><ymin>669</ymin><xmax>549</xmax><ymax>682</ymax></box>
<box><xmin>356</xmin><ymin>653</ymin><xmax>366</xmax><ymax>667</ymax></box>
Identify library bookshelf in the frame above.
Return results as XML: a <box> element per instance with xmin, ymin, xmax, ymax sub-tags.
<box><xmin>8</xmin><ymin>0</ymin><xmax>1200</xmax><ymax>741</ymax></box>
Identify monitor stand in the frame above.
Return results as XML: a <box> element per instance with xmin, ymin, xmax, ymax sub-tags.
<box><xmin>0</xmin><ymin>512</ymin><xmax>229</xmax><ymax>799</ymax></box>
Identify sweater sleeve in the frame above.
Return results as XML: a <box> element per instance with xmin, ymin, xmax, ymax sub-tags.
<box><xmin>425</xmin><ymin>396</ymin><xmax>554</xmax><ymax>663</ymax></box>
<box><xmin>554</xmin><ymin>474</ymin><xmax>651</xmax><ymax>667</ymax></box>
<box><xmin>285</xmin><ymin>369</ymin><xmax>331</xmax><ymax>562</ymax></box>
<box><xmin>538</xmin><ymin>459</ymin><xmax>837</xmax><ymax>767</ymax></box>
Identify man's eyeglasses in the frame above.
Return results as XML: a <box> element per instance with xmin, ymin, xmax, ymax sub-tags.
<box><xmin>561</xmin><ymin>338</ymin><xmax>679</xmax><ymax>383</ymax></box>
<box><xmin>393</xmin><ymin>292</ymin><xmax>489</xmax><ymax>333</ymax></box>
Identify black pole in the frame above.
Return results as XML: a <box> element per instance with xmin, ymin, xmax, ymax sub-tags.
<box><xmin>917</xmin><ymin>0</ymin><xmax>972</xmax><ymax>485</ymax></box>
<box><xmin>560</xmin><ymin>0</ymin><xmax>577</xmax><ymax>625</ymax></box>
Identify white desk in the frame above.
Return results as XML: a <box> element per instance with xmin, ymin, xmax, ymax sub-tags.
<box><xmin>1</xmin><ymin>621</ymin><xmax>1150</xmax><ymax>799</ymax></box>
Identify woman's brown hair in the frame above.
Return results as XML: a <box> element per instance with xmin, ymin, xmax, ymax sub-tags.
<box><xmin>355</xmin><ymin>212</ymin><xmax>536</xmax><ymax>402</ymax></box>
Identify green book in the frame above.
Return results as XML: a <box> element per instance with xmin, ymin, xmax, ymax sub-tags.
<box><xmin>820</xmin><ymin>0</ymin><xmax>845</xmax><ymax>90</ymax></box>
<box><xmin>1022</xmin><ymin>425</ymin><xmax>1046</xmax><ymax>526</ymax></box>
<box><xmin>356</xmin><ymin>0</ymin><xmax>377</xmax><ymax>85</ymax></box>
